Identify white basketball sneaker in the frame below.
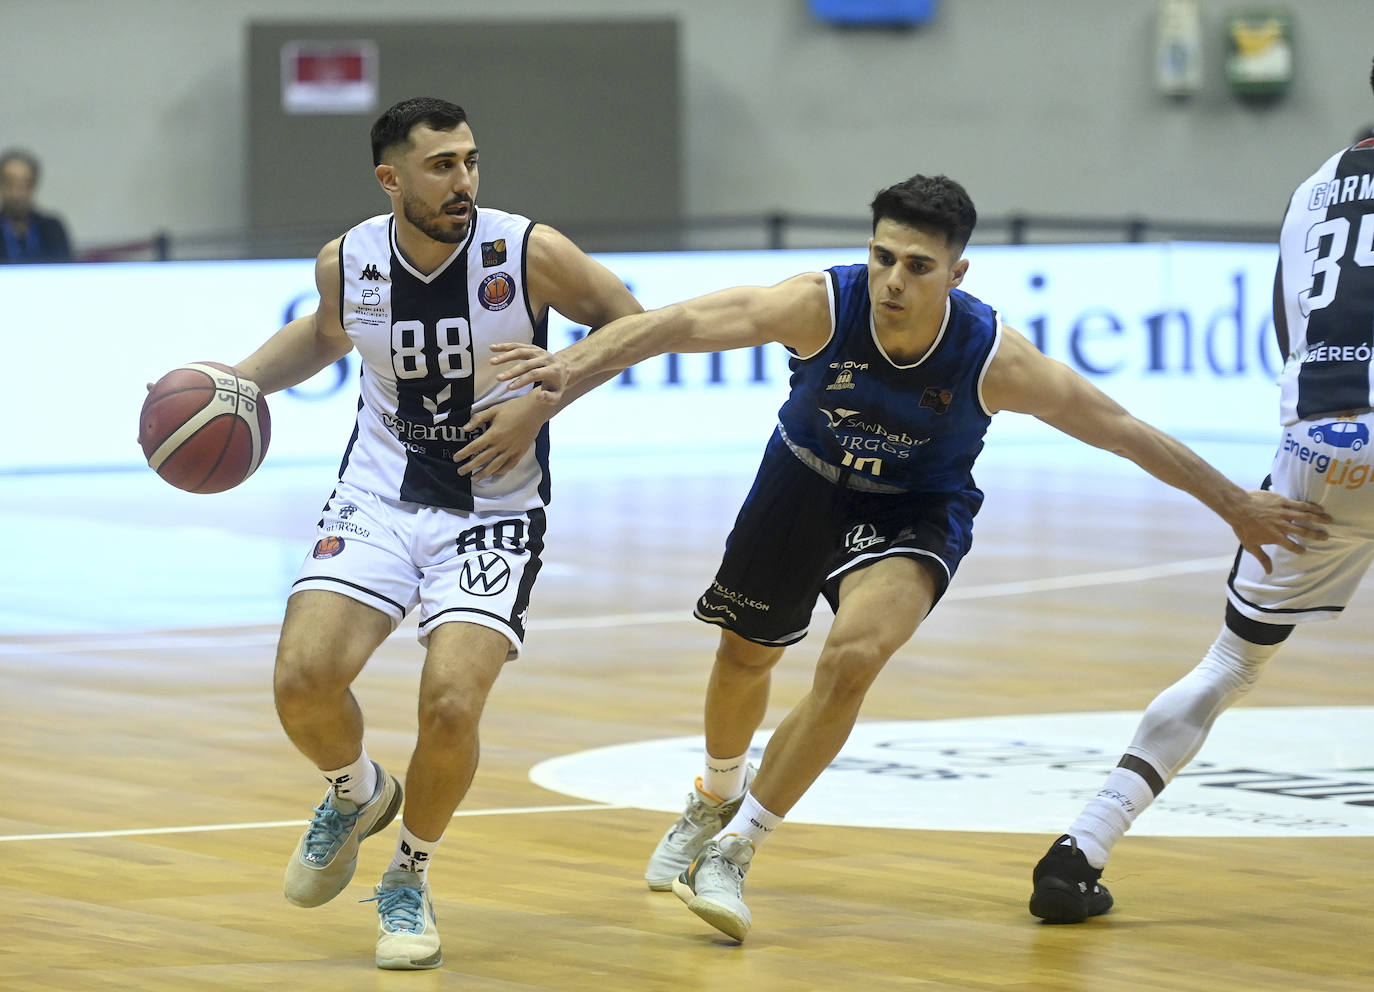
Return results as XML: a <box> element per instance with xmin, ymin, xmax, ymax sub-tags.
<box><xmin>644</xmin><ymin>765</ymin><xmax>755</xmax><ymax>891</ymax></box>
<box><xmin>672</xmin><ymin>834</ymin><xmax>756</xmax><ymax>942</ymax></box>
<box><xmin>368</xmin><ymin>870</ymin><xmax>443</xmax><ymax>970</ymax></box>
<box><xmin>283</xmin><ymin>761</ymin><xmax>403</xmax><ymax>908</ymax></box>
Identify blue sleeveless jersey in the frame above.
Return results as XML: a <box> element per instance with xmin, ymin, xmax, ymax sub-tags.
<box><xmin>776</xmin><ymin>263</ymin><xmax>1001</xmax><ymax>493</ymax></box>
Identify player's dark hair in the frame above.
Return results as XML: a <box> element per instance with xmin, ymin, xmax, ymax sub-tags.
<box><xmin>870</xmin><ymin>175</ymin><xmax>977</xmax><ymax>254</ymax></box>
<box><xmin>0</xmin><ymin>148</ymin><xmax>40</xmax><ymax>182</ymax></box>
<box><xmin>371</xmin><ymin>97</ymin><xmax>468</xmax><ymax>166</ymax></box>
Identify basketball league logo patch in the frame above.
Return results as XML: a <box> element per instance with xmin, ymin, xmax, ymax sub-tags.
<box><xmin>920</xmin><ymin>386</ymin><xmax>953</xmax><ymax>414</ymax></box>
<box><xmin>481</xmin><ymin>239</ymin><xmax>507</xmax><ymax>266</ymax></box>
<box><xmin>479</xmin><ymin>272</ymin><xmax>516</xmax><ymax>311</ymax></box>
<box><xmin>312</xmin><ymin>536</ymin><xmax>346</xmax><ymax>559</ymax></box>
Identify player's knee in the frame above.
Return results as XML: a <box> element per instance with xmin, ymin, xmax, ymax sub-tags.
<box><xmin>272</xmin><ymin>649</ymin><xmax>352</xmax><ymax>708</ymax></box>
<box><xmin>417</xmin><ymin>689</ymin><xmax>483</xmax><ymax>745</ymax></box>
<box><xmin>1199</xmin><ymin>627</ymin><xmax>1276</xmax><ymax>696</ymax></box>
<box><xmin>715</xmin><ymin>631</ymin><xmax>784</xmax><ymax>676</ymax></box>
<box><xmin>813</xmin><ymin>642</ymin><xmax>887</xmax><ymax>708</ymax></box>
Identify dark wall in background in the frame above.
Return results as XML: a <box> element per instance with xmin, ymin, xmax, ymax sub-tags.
<box><xmin>247</xmin><ymin>19</ymin><xmax>680</xmax><ymax>255</ymax></box>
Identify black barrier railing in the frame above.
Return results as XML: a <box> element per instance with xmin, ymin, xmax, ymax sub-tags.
<box><xmin>76</xmin><ymin>212</ymin><xmax>1279</xmax><ymax>262</ymax></box>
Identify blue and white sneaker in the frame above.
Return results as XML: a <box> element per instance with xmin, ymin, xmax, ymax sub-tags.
<box><xmin>283</xmin><ymin>761</ymin><xmax>402</xmax><ymax>908</ymax></box>
<box><xmin>366</xmin><ymin>870</ymin><xmax>443</xmax><ymax>970</ymax></box>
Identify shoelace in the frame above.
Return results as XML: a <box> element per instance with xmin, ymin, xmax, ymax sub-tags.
<box><xmin>705</xmin><ymin>847</ymin><xmax>747</xmax><ymax>884</ymax></box>
<box><xmin>667</xmin><ymin>797</ymin><xmax>719</xmax><ymax>844</ymax></box>
<box><xmin>362</xmin><ymin>885</ymin><xmax>425</xmax><ymax>933</ymax></box>
<box><xmin>301</xmin><ymin>802</ymin><xmax>357</xmax><ymax>861</ymax></box>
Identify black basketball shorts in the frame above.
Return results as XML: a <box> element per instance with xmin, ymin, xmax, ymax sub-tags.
<box><xmin>693</xmin><ymin>429</ymin><xmax>983</xmax><ymax>646</ymax></box>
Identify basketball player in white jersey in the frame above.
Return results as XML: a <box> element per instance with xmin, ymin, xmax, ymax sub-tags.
<box><xmin>231</xmin><ymin>97</ymin><xmax>641</xmax><ymax>969</ymax></box>
<box><xmin>1029</xmin><ymin>60</ymin><xmax>1374</xmax><ymax>924</ymax></box>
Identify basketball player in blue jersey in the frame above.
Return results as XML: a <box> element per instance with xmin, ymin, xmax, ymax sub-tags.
<box><xmin>230</xmin><ymin>97</ymin><xmax>641</xmax><ymax>969</ymax></box>
<box><xmin>1027</xmin><ymin>60</ymin><xmax>1374</xmax><ymax>925</ymax></box>
<box><xmin>484</xmin><ymin>174</ymin><xmax>1331</xmax><ymax>942</ymax></box>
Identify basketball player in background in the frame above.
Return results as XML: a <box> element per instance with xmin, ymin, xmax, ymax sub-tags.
<box><xmin>1026</xmin><ymin>59</ymin><xmax>1374</xmax><ymax>924</ymax></box>
<box><xmin>231</xmin><ymin>97</ymin><xmax>640</xmax><ymax>969</ymax></box>
<box><xmin>479</xmin><ymin>174</ymin><xmax>1331</xmax><ymax>942</ymax></box>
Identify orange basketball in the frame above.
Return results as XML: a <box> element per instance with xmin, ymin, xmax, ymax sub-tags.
<box><xmin>138</xmin><ymin>362</ymin><xmax>271</xmax><ymax>493</ymax></box>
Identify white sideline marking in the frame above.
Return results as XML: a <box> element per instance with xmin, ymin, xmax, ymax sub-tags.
<box><xmin>0</xmin><ymin>802</ymin><xmax>629</xmax><ymax>844</ymax></box>
<box><xmin>943</xmin><ymin>555</ymin><xmax>1234</xmax><ymax>599</ymax></box>
<box><xmin>0</xmin><ymin>555</ymin><xmax>1233</xmax><ymax>656</ymax></box>
<box><xmin>0</xmin><ymin>556</ymin><xmax>1235</xmax><ymax>843</ymax></box>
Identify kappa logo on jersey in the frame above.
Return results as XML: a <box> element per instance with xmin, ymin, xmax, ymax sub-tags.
<box><xmin>920</xmin><ymin>386</ymin><xmax>954</xmax><ymax>415</ymax></box>
<box><xmin>479</xmin><ymin>271</ymin><xmax>516</xmax><ymax>311</ymax></box>
<box><xmin>359</xmin><ymin>263</ymin><xmax>385</xmax><ymax>281</ymax></box>
<box><xmin>845</xmin><ymin>523</ymin><xmax>884</xmax><ymax>552</ymax></box>
<box><xmin>312</xmin><ymin>536</ymin><xmax>346</xmax><ymax>559</ymax></box>
<box><xmin>481</xmin><ymin>239</ymin><xmax>507</xmax><ymax>266</ymax></box>
<box><xmin>459</xmin><ymin>551</ymin><xmax>511</xmax><ymax>596</ymax></box>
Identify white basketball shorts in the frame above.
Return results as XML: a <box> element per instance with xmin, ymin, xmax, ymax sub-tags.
<box><xmin>291</xmin><ymin>480</ymin><xmax>546</xmax><ymax>658</ymax></box>
<box><xmin>1228</xmin><ymin>410</ymin><xmax>1374</xmax><ymax>624</ymax></box>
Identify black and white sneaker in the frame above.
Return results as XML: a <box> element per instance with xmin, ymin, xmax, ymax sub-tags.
<box><xmin>1029</xmin><ymin>834</ymin><xmax>1113</xmax><ymax>923</ymax></box>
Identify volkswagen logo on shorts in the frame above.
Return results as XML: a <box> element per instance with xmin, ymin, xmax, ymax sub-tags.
<box><xmin>459</xmin><ymin>551</ymin><xmax>511</xmax><ymax>596</ymax></box>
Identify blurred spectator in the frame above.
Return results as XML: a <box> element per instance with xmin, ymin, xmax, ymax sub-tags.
<box><xmin>0</xmin><ymin>149</ymin><xmax>72</xmax><ymax>263</ymax></box>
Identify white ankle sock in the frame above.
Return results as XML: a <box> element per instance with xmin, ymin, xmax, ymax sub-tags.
<box><xmin>1067</xmin><ymin>766</ymin><xmax>1158</xmax><ymax>868</ymax></box>
<box><xmin>703</xmin><ymin>750</ymin><xmax>749</xmax><ymax>800</ymax></box>
<box><xmin>322</xmin><ymin>749</ymin><xmax>376</xmax><ymax>806</ymax></box>
<box><xmin>388</xmin><ymin>822</ymin><xmax>441</xmax><ymax>880</ymax></box>
<box><xmin>717</xmin><ymin>793</ymin><xmax>783</xmax><ymax>850</ymax></box>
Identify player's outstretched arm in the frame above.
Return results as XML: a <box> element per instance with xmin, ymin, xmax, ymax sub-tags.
<box><xmin>493</xmin><ymin>271</ymin><xmax>833</xmax><ymax>401</ymax></box>
<box><xmin>235</xmin><ymin>239</ymin><xmax>353</xmax><ymax>395</ymax></box>
<box><xmin>984</xmin><ymin>325</ymin><xmax>1331</xmax><ymax>573</ymax></box>
<box><xmin>451</xmin><ymin>225</ymin><xmax>647</xmax><ymax>479</ymax></box>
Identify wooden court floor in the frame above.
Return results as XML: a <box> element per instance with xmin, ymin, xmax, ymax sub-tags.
<box><xmin>2</xmin><ymin>442</ymin><xmax>1372</xmax><ymax>991</ymax></box>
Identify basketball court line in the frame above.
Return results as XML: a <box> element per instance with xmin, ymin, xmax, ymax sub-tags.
<box><xmin>0</xmin><ymin>553</ymin><xmax>1238</xmax><ymax>845</ymax></box>
<box><xmin>0</xmin><ymin>802</ymin><xmax>631</xmax><ymax>845</ymax></box>
<box><xmin>0</xmin><ymin>554</ymin><xmax>1233</xmax><ymax>656</ymax></box>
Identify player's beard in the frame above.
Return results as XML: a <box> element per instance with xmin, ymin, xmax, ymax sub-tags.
<box><xmin>403</xmin><ymin>192</ymin><xmax>471</xmax><ymax>244</ymax></box>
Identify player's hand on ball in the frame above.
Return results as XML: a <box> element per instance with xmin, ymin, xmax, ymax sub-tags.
<box><xmin>139</xmin><ymin>362</ymin><xmax>271</xmax><ymax>493</ymax></box>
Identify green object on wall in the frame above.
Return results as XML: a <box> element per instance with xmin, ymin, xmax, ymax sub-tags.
<box><xmin>1225</xmin><ymin>9</ymin><xmax>1293</xmax><ymax>101</ymax></box>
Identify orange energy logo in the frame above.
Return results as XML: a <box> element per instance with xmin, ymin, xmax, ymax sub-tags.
<box><xmin>1321</xmin><ymin>459</ymin><xmax>1373</xmax><ymax>490</ymax></box>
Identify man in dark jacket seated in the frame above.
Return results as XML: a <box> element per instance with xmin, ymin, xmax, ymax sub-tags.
<box><xmin>0</xmin><ymin>148</ymin><xmax>72</xmax><ymax>263</ymax></box>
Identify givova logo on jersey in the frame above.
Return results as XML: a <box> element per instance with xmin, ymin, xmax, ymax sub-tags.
<box><xmin>1283</xmin><ymin>421</ymin><xmax>1373</xmax><ymax>490</ymax></box>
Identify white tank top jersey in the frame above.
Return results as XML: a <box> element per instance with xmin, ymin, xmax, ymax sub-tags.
<box><xmin>1276</xmin><ymin>138</ymin><xmax>1374</xmax><ymax>425</ymax></box>
<box><xmin>334</xmin><ymin>209</ymin><xmax>548</xmax><ymax>513</ymax></box>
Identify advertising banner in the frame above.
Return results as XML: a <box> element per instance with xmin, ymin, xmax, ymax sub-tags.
<box><xmin>0</xmin><ymin>242</ymin><xmax>1282</xmax><ymax>474</ymax></box>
